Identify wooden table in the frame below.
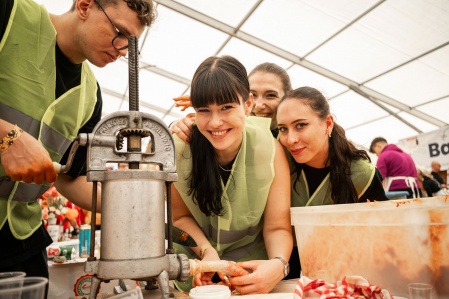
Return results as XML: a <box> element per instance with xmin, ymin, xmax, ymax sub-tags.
<box><xmin>77</xmin><ymin>279</ymin><xmax>298</xmax><ymax>298</ymax></box>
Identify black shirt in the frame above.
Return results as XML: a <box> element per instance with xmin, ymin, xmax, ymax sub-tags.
<box><xmin>301</xmin><ymin>163</ymin><xmax>388</xmax><ymax>203</ymax></box>
<box><xmin>0</xmin><ymin>0</ymin><xmax>102</xmax><ymax>266</ymax></box>
<box><xmin>423</xmin><ymin>176</ymin><xmax>441</xmax><ymax>197</ymax></box>
<box><xmin>431</xmin><ymin>171</ymin><xmax>445</xmax><ymax>185</ymax></box>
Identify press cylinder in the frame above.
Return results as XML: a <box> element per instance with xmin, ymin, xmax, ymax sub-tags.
<box><xmin>100</xmin><ymin>170</ymin><xmax>167</xmax><ymax>260</ymax></box>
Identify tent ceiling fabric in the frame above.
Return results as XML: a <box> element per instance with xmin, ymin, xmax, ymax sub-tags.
<box><xmin>36</xmin><ymin>0</ymin><xmax>449</xmax><ymax>149</ymax></box>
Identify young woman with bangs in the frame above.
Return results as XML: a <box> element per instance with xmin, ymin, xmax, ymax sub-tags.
<box><xmin>171</xmin><ymin>55</ymin><xmax>292</xmax><ymax>294</ymax></box>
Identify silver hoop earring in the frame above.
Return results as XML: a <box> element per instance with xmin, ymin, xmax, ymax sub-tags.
<box><xmin>328</xmin><ymin>132</ymin><xmax>332</xmax><ymax>138</ymax></box>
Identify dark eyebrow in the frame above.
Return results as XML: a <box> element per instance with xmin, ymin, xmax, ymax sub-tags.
<box><xmin>111</xmin><ymin>20</ymin><xmax>131</xmax><ymax>37</ymax></box>
<box><xmin>250</xmin><ymin>89</ymin><xmax>279</xmax><ymax>94</ymax></box>
<box><xmin>117</xmin><ymin>24</ymin><xmax>132</xmax><ymax>37</ymax></box>
<box><xmin>278</xmin><ymin>118</ymin><xmax>307</xmax><ymax>127</ymax></box>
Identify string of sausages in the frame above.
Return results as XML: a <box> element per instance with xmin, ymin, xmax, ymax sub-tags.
<box><xmin>294</xmin><ymin>275</ymin><xmax>393</xmax><ymax>299</ymax></box>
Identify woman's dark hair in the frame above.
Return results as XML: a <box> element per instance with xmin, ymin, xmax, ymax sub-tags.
<box><xmin>248</xmin><ymin>62</ymin><xmax>292</xmax><ymax>94</ymax></box>
<box><xmin>188</xmin><ymin>55</ymin><xmax>250</xmax><ymax>216</ymax></box>
<box><xmin>280</xmin><ymin>86</ymin><xmax>371</xmax><ymax>204</ymax></box>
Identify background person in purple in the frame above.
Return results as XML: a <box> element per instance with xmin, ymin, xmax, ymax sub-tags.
<box><xmin>370</xmin><ymin>137</ymin><xmax>422</xmax><ymax>198</ymax></box>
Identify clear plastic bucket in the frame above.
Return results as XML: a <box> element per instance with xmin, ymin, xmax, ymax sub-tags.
<box><xmin>291</xmin><ymin>196</ymin><xmax>449</xmax><ymax>298</ymax></box>
<box><xmin>0</xmin><ymin>272</ymin><xmax>26</xmax><ymax>281</ymax></box>
<box><xmin>0</xmin><ymin>276</ymin><xmax>48</xmax><ymax>299</ymax></box>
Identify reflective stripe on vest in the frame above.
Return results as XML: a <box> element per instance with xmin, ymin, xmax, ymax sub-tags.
<box><xmin>0</xmin><ymin>179</ymin><xmax>50</xmax><ymax>203</ymax></box>
<box><xmin>0</xmin><ymin>102</ymin><xmax>72</xmax><ymax>156</ymax></box>
<box><xmin>173</xmin><ymin>232</ymin><xmax>264</xmax><ymax>265</ymax></box>
<box><xmin>201</xmin><ymin>222</ymin><xmax>261</xmax><ymax>245</ymax></box>
<box><xmin>199</xmin><ymin>221</ymin><xmax>264</xmax><ymax>261</ymax></box>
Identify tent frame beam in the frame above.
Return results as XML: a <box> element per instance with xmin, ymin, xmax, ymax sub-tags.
<box><xmin>154</xmin><ymin>0</ymin><xmax>447</xmax><ymax>129</ymax></box>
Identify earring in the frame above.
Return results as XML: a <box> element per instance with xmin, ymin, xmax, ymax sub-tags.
<box><xmin>328</xmin><ymin>132</ymin><xmax>332</xmax><ymax>138</ymax></box>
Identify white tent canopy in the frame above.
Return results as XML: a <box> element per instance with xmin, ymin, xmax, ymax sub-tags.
<box><xmin>36</xmin><ymin>0</ymin><xmax>449</xmax><ymax>150</ymax></box>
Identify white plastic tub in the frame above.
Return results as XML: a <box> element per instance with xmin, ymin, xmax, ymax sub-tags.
<box><xmin>189</xmin><ymin>285</ymin><xmax>231</xmax><ymax>299</ymax></box>
<box><xmin>291</xmin><ymin>196</ymin><xmax>449</xmax><ymax>298</ymax></box>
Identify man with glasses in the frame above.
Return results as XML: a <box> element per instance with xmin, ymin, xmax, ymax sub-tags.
<box><xmin>0</xmin><ymin>0</ymin><xmax>155</xmax><ymax>296</ymax></box>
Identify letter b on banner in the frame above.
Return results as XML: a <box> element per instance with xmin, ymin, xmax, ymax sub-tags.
<box><xmin>429</xmin><ymin>142</ymin><xmax>449</xmax><ymax>157</ymax></box>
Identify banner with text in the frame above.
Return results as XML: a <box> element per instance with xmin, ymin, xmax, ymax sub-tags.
<box><xmin>397</xmin><ymin>126</ymin><xmax>449</xmax><ymax>171</ymax></box>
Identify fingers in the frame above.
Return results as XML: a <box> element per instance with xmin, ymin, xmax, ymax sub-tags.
<box><xmin>228</xmin><ymin>275</ymin><xmax>254</xmax><ymax>295</ymax></box>
<box><xmin>175</xmin><ymin>101</ymin><xmax>192</xmax><ymax>111</ymax></box>
<box><xmin>230</xmin><ymin>274</ymin><xmax>268</xmax><ymax>295</ymax></box>
<box><xmin>230</xmin><ymin>261</ymin><xmax>279</xmax><ymax>295</ymax></box>
<box><xmin>170</xmin><ymin>126</ymin><xmax>190</xmax><ymax>143</ymax></box>
<box><xmin>44</xmin><ymin>162</ymin><xmax>58</xmax><ymax>183</ymax></box>
<box><xmin>193</xmin><ymin>272</ymin><xmax>215</xmax><ymax>287</ymax></box>
<box><xmin>217</xmin><ymin>272</ymin><xmax>232</xmax><ymax>288</ymax></box>
<box><xmin>173</xmin><ymin>96</ymin><xmax>191</xmax><ymax>104</ymax></box>
<box><xmin>6</xmin><ymin>160</ymin><xmax>57</xmax><ymax>184</ymax></box>
<box><xmin>24</xmin><ymin>172</ymin><xmax>44</xmax><ymax>184</ymax></box>
<box><xmin>1</xmin><ymin>131</ymin><xmax>57</xmax><ymax>184</ymax></box>
<box><xmin>193</xmin><ymin>273</ymin><xmax>202</xmax><ymax>287</ymax></box>
<box><xmin>235</xmin><ymin>261</ymin><xmax>256</xmax><ymax>272</ymax></box>
<box><xmin>182</xmin><ymin>116</ymin><xmax>195</xmax><ymax>128</ymax></box>
<box><xmin>173</xmin><ymin>96</ymin><xmax>192</xmax><ymax>111</ymax></box>
<box><xmin>228</xmin><ymin>273</ymin><xmax>248</xmax><ymax>287</ymax></box>
<box><xmin>173</xmin><ymin>95</ymin><xmax>191</xmax><ymax>103</ymax></box>
<box><xmin>220</xmin><ymin>261</ymin><xmax>249</xmax><ymax>277</ymax></box>
<box><xmin>169</xmin><ymin>117</ymin><xmax>195</xmax><ymax>143</ymax></box>
<box><xmin>232</xmin><ymin>283</ymin><xmax>258</xmax><ymax>295</ymax></box>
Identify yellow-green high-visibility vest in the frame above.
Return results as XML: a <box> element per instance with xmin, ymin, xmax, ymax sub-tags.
<box><xmin>290</xmin><ymin>158</ymin><xmax>376</xmax><ymax>207</ymax></box>
<box><xmin>173</xmin><ymin>116</ymin><xmax>275</xmax><ymax>291</ymax></box>
<box><xmin>0</xmin><ymin>0</ymin><xmax>98</xmax><ymax>239</ymax></box>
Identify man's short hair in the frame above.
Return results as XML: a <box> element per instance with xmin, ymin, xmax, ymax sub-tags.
<box><xmin>431</xmin><ymin>161</ymin><xmax>441</xmax><ymax>168</ymax></box>
<box><xmin>369</xmin><ymin>137</ymin><xmax>387</xmax><ymax>153</ymax></box>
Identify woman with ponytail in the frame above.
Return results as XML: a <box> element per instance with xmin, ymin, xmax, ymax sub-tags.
<box><xmin>277</xmin><ymin>86</ymin><xmax>388</xmax><ymax>206</ymax></box>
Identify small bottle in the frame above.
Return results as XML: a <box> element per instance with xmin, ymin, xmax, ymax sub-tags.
<box><xmin>71</xmin><ymin>247</ymin><xmax>77</xmax><ymax>260</ymax></box>
<box><xmin>63</xmin><ymin>229</ymin><xmax>70</xmax><ymax>241</ymax></box>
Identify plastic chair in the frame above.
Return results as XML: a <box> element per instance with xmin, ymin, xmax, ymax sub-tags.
<box><xmin>385</xmin><ymin>176</ymin><xmax>419</xmax><ymax>198</ymax></box>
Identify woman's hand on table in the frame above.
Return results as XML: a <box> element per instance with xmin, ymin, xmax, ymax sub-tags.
<box><xmin>229</xmin><ymin>259</ymin><xmax>284</xmax><ymax>294</ymax></box>
<box><xmin>192</xmin><ymin>248</ymin><xmax>232</xmax><ymax>288</ymax></box>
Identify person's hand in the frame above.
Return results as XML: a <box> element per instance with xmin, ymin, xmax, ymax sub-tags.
<box><xmin>228</xmin><ymin>259</ymin><xmax>284</xmax><ymax>294</ymax></box>
<box><xmin>173</xmin><ymin>95</ymin><xmax>192</xmax><ymax>111</ymax></box>
<box><xmin>192</xmin><ymin>248</ymin><xmax>233</xmax><ymax>288</ymax></box>
<box><xmin>193</xmin><ymin>271</ymin><xmax>217</xmax><ymax>287</ymax></box>
<box><xmin>192</xmin><ymin>271</ymin><xmax>231</xmax><ymax>288</ymax></box>
<box><xmin>1</xmin><ymin>130</ymin><xmax>57</xmax><ymax>184</ymax></box>
<box><xmin>169</xmin><ymin>113</ymin><xmax>196</xmax><ymax>143</ymax></box>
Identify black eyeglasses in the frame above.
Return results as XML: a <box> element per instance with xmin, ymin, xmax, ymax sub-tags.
<box><xmin>94</xmin><ymin>0</ymin><xmax>129</xmax><ymax>51</ymax></box>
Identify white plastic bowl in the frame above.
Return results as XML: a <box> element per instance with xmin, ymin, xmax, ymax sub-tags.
<box><xmin>189</xmin><ymin>285</ymin><xmax>231</xmax><ymax>299</ymax></box>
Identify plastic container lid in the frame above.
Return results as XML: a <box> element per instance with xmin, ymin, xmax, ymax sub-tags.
<box><xmin>189</xmin><ymin>285</ymin><xmax>231</xmax><ymax>299</ymax></box>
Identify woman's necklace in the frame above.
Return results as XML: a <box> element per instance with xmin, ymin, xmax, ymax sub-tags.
<box><xmin>217</xmin><ymin>157</ymin><xmax>235</xmax><ymax>172</ymax></box>
<box><xmin>218</xmin><ymin>163</ymin><xmax>232</xmax><ymax>172</ymax></box>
